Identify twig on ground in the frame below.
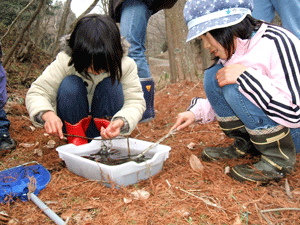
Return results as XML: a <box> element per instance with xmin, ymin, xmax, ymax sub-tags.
<box><xmin>254</xmin><ymin>204</ymin><xmax>264</xmax><ymax>225</ymax></box>
<box><xmin>22</xmin><ymin>115</ymin><xmax>43</xmax><ymax>128</ymax></box>
<box><xmin>134</xmin><ymin>125</ymin><xmax>150</xmax><ymax>139</ymax></box>
<box><xmin>61</xmin><ymin>180</ymin><xmax>109</xmax><ymax>190</ymax></box>
<box><xmin>166</xmin><ymin>180</ymin><xmax>223</xmax><ymax>210</ymax></box>
<box><xmin>261</xmin><ymin>208</ymin><xmax>300</xmax><ymax>213</ymax></box>
<box><xmin>188</xmin><ymin>81</ymin><xmax>201</xmax><ymax>92</ymax></box>
<box><xmin>259</xmin><ymin>207</ymin><xmax>300</xmax><ymax>225</ymax></box>
<box><xmin>177</xmin><ymin>187</ymin><xmax>223</xmax><ymax>209</ymax></box>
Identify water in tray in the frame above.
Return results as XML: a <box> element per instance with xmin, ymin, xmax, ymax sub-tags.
<box><xmin>82</xmin><ymin>147</ymin><xmax>152</xmax><ymax>165</ymax></box>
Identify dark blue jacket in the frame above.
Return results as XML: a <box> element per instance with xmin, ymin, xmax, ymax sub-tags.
<box><xmin>0</xmin><ymin>44</ymin><xmax>7</xmax><ymax>109</ymax></box>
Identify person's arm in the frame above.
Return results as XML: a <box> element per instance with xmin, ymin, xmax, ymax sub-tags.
<box><xmin>111</xmin><ymin>56</ymin><xmax>146</xmax><ymax>135</ymax></box>
<box><xmin>42</xmin><ymin>111</ymin><xmax>64</xmax><ymax>139</ymax></box>
<box><xmin>170</xmin><ymin>98</ymin><xmax>216</xmax><ymax>132</ymax></box>
<box><xmin>237</xmin><ymin>28</ymin><xmax>300</xmax><ymax>127</ymax></box>
<box><xmin>26</xmin><ymin>52</ymin><xmax>72</xmax><ymax>137</ymax></box>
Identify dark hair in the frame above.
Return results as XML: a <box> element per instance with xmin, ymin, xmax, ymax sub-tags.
<box><xmin>207</xmin><ymin>15</ymin><xmax>262</xmax><ymax>68</ymax></box>
<box><xmin>68</xmin><ymin>14</ymin><xmax>123</xmax><ymax>83</ymax></box>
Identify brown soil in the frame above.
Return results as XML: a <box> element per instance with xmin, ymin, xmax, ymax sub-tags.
<box><xmin>0</xmin><ymin>57</ymin><xmax>300</xmax><ymax>225</ymax></box>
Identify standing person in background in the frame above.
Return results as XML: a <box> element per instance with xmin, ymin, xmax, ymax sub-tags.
<box><xmin>0</xmin><ymin>43</ymin><xmax>16</xmax><ymax>156</ymax></box>
<box><xmin>109</xmin><ymin>0</ymin><xmax>179</xmax><ymax>122</ymax></box>
<box><xmin>252</xmin><ymin>0</ymin><xmax>300</xmax><ymax>39</ymax></box>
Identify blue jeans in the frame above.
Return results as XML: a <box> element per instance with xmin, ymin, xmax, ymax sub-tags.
<box><xmin>204</xmin><ymin>64</ymin><xmax>300</xmax><ymax>153</ymax></box>
<box><xmin>57</xmin><ymin>75</ymin><xmax>124</xmax><ymax>138</ymax></box>
<box><xmin>120</xmin><ymin>0</ymin><xmax>154</xmax><ymax>78</ymax></box>
<box><xmin>252</xmin><ymin>0</ymin><xmax>300</xmax><ymax>39</ymax></box>
<box><xmin>0</xmin><ymin>109</ymin><xmax>10</xmax><ymax>136</ymax></box>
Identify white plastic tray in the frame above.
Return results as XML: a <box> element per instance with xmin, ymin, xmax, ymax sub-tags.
<box><xmin>56</xmin><ymin>137</ymin><xmax>171</xmax><ymax>187</ymax></box>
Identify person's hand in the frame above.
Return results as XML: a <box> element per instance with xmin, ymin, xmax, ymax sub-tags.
<box><xmin>100</xmin><ymin>119</ymin><xmax>124</xmax><ymax>139</ymax></box>
<box><xmin>42</xmin><ymin>111</ymin><xmax>64</xmax><ymax>139</ymax></box>
<box><xmin>216</xmin><ymin>64</ymin><xmax>247</xmax><ymax>87</ymax></box>
<box><xmin>170</xmin><ymin>111</ymin><xmax>196</xmax><ymax>132</ymax></box>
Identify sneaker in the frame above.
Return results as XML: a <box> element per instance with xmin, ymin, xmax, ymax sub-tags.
<box><xmin>0</xmin><ymin>134</ymin><xmax>16</xmax><ymax>156</ymax></box>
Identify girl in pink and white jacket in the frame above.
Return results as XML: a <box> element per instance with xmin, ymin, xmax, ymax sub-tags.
<box><xmin>171</xmin><ymin>0</ymin><xmax>300</xmax><ymax>183</ymax></box>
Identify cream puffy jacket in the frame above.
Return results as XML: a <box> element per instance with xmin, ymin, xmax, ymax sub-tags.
<box><xmin>26</xmin><ymin>49</ymin><xmax>146</xmax><ymax>135</ymax></box>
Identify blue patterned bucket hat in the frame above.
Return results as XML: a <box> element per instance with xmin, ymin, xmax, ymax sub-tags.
<box><xmin>184</xmin><ymin>0</ymin><xmax>254</xmax><ymax>42</ymax></box>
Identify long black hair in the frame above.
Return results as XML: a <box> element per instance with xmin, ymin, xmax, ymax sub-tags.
<box><xmin>68</xmin><ymin>14</ymin><xmax>123</xmax><ymax>84</ymax></box>
<box><xmin>208</xmin><ymin>15</ymin><xmax>262</xmax><ymax>68</ymax></box>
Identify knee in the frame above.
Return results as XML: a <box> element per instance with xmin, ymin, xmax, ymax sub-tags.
<box><xmin>204</xmin><ymin>64</ymin><xmax>223</xmax><ymax>95</ymax></box>
<box><xmin>94</xmin><ymin>78</ymin><xmax>123</xmax><ymax>98</ymax></box>
<box><xmin>222</xmin><ymin>84</ymin><xmax>241</xmax><ymax>105</ymax></box>
<box><xmin>58</xmin><ymin>75</ymin><xmax>85</xmax><ymax>96</ymax></box>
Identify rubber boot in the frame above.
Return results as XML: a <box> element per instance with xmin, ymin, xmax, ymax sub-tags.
<box><xmin>94</xmin><ymin>118</ymin><xmax>110</xmax><ymax>131</ymax></box>
<box><xmin>65</xmin><ymin>117</ymin><xmax>92</xmax><ymax>146</ymax></box>
<box><xmin>230</xmin><ymin>126</ymin><xmax>296</xmax><ymax>183</ymax></box>
<box><xmin>201</xmin><ymin>119</ymin><xmax>257</xmax><ymax>162</ymax></box>
<box><xmin>140</xmin><ymin>77</ymin><xmax>155</xmax><ymax>123</ymax></box>
<box><xmin>0</xmin><ymin>134</ymin><xmax>16</xmax><ymax>157</ymax></box>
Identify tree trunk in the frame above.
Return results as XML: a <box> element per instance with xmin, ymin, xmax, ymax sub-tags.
<box><xmin>32</xmin><ymin>3</ymin><xmax>48</xmax><ymax>47</ymax></box>
<box><xmin>164</xmin><ymin>0</ymin><xmax>198</xmax><ymax>83</ymax></box>
<box><xmin>52</xmin><ymin>0</ymin><xmax>72</xmax><ymax>57</ymax></box>
<box><xmin>200</xmin><ymin>44</ymin><xmax>213</xmax><ymax>71</ymax></box>
<box><xmin>2</xmin><ymin>0</ymin><xmax>45</xmax><ymax>68</ymax></box>
<box><xmin>67</xmin><ymin>0</ymin><xmax>100</xmax><ymax>34</ymax></box>
<box><xmin>0</xmin><ymin>0</ymin><xmax>36</xmax><ymax>43</ymax></box>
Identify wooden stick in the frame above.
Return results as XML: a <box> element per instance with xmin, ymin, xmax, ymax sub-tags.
<box><xmin>62</xmin><ymin>133</ymin><xmax>127</xmax><ymax>141</ymax></box>
<box><xmin>260</xmin><ymin>208</ymin><xmax>300</xmax><ymax>225</ymax></box>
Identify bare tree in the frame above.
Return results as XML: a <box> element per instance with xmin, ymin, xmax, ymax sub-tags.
<box><xmin>0</xmin><ymin>0</ymin><xmax>36</xmax><ymax>43</ymax></box>
<box><xmin>52</xmin><ymin>0</ymin><xmax>72</xmax><ymax>57</ymax></box>
<box><xmin>165</xmin><ymin>0</ymin><xmax>198</xmax><ymax>83</ymax></box>
<box><xmin>2</xmin><ymin>0</ymin><xmax>45</xmax><ymax>68</ymax></box>
<box><xmin>97</xmin><ymin>0</ymin><xmax>109</xmax><ymax>15</ymax></box>
<box><xmin>67</xmin><ymin>0</ymin><xmax>100</xmax><ymax>34</ymax></box>
<box><xmin>146</xmin><ymin>11</ymin><xmax>167</xmax><ymax>57</ymax></box>
<box><xmin>32</xmin><ymin>3</ymin><xmax>49</xmax><ymax>47</ymax></box>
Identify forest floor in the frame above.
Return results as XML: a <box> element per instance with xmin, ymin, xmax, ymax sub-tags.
<box><xmin>0</xmin><ymin>51</ymin><xmax>300</xmax><ymax>225</ymax></box>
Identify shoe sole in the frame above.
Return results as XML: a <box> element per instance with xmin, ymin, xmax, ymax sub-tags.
<box><xmin>201</xmin><ymin>150</ymin><xmax>218</xmax><ymax>162</ymax></box>
<box><xmin>229</xmin><ymin>167</ymin><xmax>261</xmax><ymax>183</ymax></box>
<box><xmin>229</xmin><ymin>166</ymin><xmax>282</xmax><ymax>183</ymax></box>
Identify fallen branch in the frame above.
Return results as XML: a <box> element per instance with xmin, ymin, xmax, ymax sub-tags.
<box><xmin>166</xmin><ymin>180</ymin><xmax>223</xmax><ymax>210</ymax></box>
<box><xmin>188</xmin><ymin>81</ymin><xmax>201</xmax><ymax>92</ymax></box>
<box><xmin>261</xmin><ymin>207</ymin><xmax>300</xmax><ymax>213</ymax></box>
<box><xmin>134</xmin><ymin>125</ymin><xmax>150</xmax><ymax>139</ymax></box>
<box><xmin>22</xmin><ymin>115</ymin><xmax>43</xmax><ymax>128</ymax></box>
<box><xmin>260</xmin><ymin>208</ymin><xmax>300</xmax><ymax>225</ymax></box>
<box><xmin>176</xmin><ymin>187</ymin><xmax>223</xmax><ymax>209</ymax></box>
